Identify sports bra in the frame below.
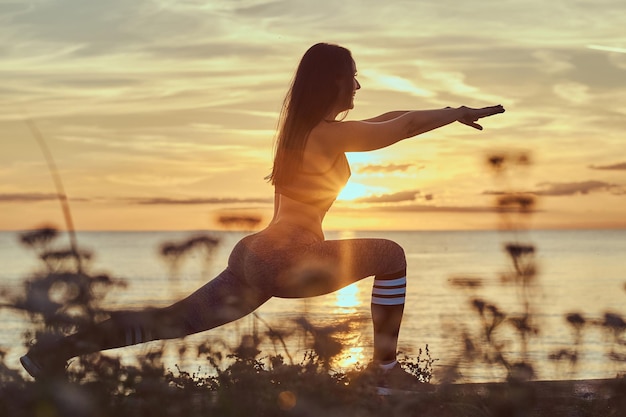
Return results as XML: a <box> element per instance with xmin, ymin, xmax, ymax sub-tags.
<box><xmin>275</xmin><ymin>153</ymin><xmax>351</xmax><ymax>212</ymax></box>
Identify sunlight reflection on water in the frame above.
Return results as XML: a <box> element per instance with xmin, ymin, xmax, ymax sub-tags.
<box><xmin>333</xmin><ymin>284</ymin><xmax>360</xmax><ymax>311</ymax></box>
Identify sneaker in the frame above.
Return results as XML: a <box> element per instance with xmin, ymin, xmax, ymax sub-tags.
<box><xmin>20</xmin><ymin>350</ymin><xmax>67</xmax><ymax>380</ymax></box>
<box><xmin>367</xmin><ymin>362</ymin><xmax>435</xmax><ymax>396</ymax></box>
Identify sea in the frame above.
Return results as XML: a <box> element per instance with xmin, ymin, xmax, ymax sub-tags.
<box><xmin>1</xmin><ymin>229</ymin><xmax>625</xmax><ymax>383</ymax></box>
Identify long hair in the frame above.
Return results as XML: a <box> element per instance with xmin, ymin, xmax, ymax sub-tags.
<box><xmin>267</xmin><ymin>43</ymin><xmax>353</xmax><ymax>185</ymax></box>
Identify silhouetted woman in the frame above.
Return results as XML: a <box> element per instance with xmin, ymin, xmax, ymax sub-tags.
<box><xmin>21</xmin><ymin>43</ymin><xmax>504</xmax><ymax>392</ymax></box>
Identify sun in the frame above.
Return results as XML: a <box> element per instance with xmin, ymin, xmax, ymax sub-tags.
<box><xmin>336</xmin><ymin>182</ymin><xmax>370</xmax><ymax>201</ymax></box>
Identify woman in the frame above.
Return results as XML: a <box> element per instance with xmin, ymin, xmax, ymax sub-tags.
<box><xmin>21</xmin><ymin>43</ymin><xmax>504</xmax><ymax>392</ymax></box>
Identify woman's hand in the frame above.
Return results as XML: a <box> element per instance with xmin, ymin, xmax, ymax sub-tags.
<box><xmin>456</xmin><ymin>105</ymin><xmax>505</xmax><ymax>130</ymax></box>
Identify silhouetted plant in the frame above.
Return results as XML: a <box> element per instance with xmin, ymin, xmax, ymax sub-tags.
<box><xmin>599</xmin><ymin>312</ymin><xmax>626</xmax><ymax>363</ymax></box>
<box><xmin>486</xmin><ymin>150</ymin><xmax>536</xmax><ymax>232</ymax></box>
<box><xmin>18</xmin><ymin>226</ymin><xmax>58</xmax><ymax>254</ymax></box>
<box><xmin>254</xmin><ymin>312</ymin><xmax>295</xmax><ymax>365</ymax></box>
<box><xmin>293</xmin><ymin>316</ymin><xmax>347</xmax><ymax>368</ymax></box>
<box><xmin>9</xmin><ymin>228</ymin><xmax>127</xmax><ymax>352</ymax></box>
<box><xmin>549</xmin><ymin>312</ymin><xmax>587</xmax><ymax>376</ymax></box>
<box><xmin>448</xmin><ymin>152</ymin><xmax>540</xmax><ymax>383</ymax></box>
<box><xmin>159</xmin><ymin>233</ymin><xmax>220</xmax><ymax>293</ymax></box>
<box><xmin>398</xmin><ymin>345</ymin><xmax>437</xmax><ymax>383</ymax></box>
<box><xmin>449</xmin><ymin>276</ymin><xmax>484</xmax><ymax>290</ymax></box>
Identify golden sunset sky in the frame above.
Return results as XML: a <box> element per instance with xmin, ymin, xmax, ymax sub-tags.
<box><xmin>1</xmin><ymin>0</ymin><xmax>625</xmax><ymax>231</ymax></box>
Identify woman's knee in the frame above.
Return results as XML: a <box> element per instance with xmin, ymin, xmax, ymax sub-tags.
<box><xmin>382</xmin><ymin>239</ymin><xmax>407</xmax><ymax>270</ymax></box>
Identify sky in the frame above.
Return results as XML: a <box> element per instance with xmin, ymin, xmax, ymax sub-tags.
<box><xmin>1</xmin><ymin>0</ymin><xmax>625</xmax><ymax>232</ymax></box>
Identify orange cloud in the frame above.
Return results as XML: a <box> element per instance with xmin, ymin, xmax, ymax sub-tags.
<box><xmin>0</xmin><ymin>193</ymin><xmax>58</xmax><ymax>202</ymax></box>
<box><xmin>130</xmin><ymin>197</ymin><xmax>273</xmax><ymax>205</ymax></box>
<box><xmin>533</xmin><ymin>181</ymin><xmax>625</xmax><ymax>196</ymax></box>
<box><xmin>353</xmin><ymin>190</ymin><xmax>421</xmax><ymax>204</ymax></box>
<box><xmin>357</xmin><ymin>163</ymin><xmax>420</xmax><ymax>174</ymax></box>
<box><xmin>589</xmin><ymin>162</ymin><xmax>626</xmax><ymax>171</ymax></box>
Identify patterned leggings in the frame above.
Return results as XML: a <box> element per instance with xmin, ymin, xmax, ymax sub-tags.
<box><xmin>56</xmin><ymin>222</ymin><xmax>407</xmax><ymax>356</ymax></box>
<box><xmin>158</xmin><ymin>221</ymin><xmax>407</xmax><ymax>338</ymax></box>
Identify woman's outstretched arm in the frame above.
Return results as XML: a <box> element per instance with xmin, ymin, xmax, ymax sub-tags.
<box><xmin>321</xmin><ymin>105</ymin><xmax>505</xmax><ymax>153</ymax></box>
<box><xmin>361</xmin><ymin>111</ymin><xmax>410</xmax><ymax>123</ymax></box>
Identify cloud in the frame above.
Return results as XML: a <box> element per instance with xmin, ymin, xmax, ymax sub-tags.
<box><xmin>589</xmin><ymin>162</ymin><xmax>626</xmax><ymax>170</ymax></box>
<box><xmin>364</xmin><ymin>204</ymin><xmax>505</xmax><ymax>214</ymax></box>
<box><xmin>588</xmin><ymin>45</ymin><xmax>626</xmax><ymax>54</ymax></box>
<box><xmin>131</xmin><ymin>196</ymin><xmax>273</xmax><ymax>205</ymax></box>
<box><xmin>0</xmin><ymin>193</ymin><xmax>273</xmax><ymax>206</ymax></box>
<box><xmin>484</xmin><ymin>181</ymin><xmax>626</xmax><ymax>196</ymax></box>
<box><xmin>361</xmin><ymin>69</ymin><xmax>435</xmax><ymax>98</ymax></box>
<box><xmin>0</xmin><ymin>193</ymin><xmax>59</xmax><ymax>202</ymax></box>
<box><xmin>9</xmin><ymin>0</ymin><xmax>145</xmax><ymax>54</ymax></box>
<box><xmin>567</xmin><ymin>49</ymin><xmax>626</xmax><ymax>90</ymax></box>
<box><xmin>553</xmin><ymin>82</ymin><xmax>590</xmax><ymax>104</ymax></box>
<box><xmin>532</xmin><ymin>50</ymin><xmax>575</xmax><ymax>74</ymax></box>
<box><xmin>353</xmin><ymin>190</ymin><xmax>421</xmax><ymax>204</ymax></box>
<box><xmin>41</xmin><ymin>76</ymin><xmax>143</xmax><ymax>89</ymax></box>
<box><xmin>421</xmin><ymin>69</ymin><xmax>482</xmax><ymax>98</ymax></box>
<box><xmin>357</xmin><ymin>163</ymin><xmax>418</xmax><ymax>174</ymax></box>
<box><xmin>533</xmin><ymin>181</ymin><xmax>625</xmax><ymax>196</ymax></box>
<box><xmin>145</xmin><ymin>41</ymin><xmax>278</xmax><ymax>60</ymax></box>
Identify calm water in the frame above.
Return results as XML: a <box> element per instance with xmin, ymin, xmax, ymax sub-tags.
<box><xmin>1</xmin><ymin>229</ymin><xmax>625</xmax><ymax>382</ymax></box>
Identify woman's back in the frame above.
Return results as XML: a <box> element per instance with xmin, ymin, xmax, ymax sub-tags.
<box><xmin>271</xmin><ymin>123</ymin><xmax>350</xmax><ymax>235</ymax></box>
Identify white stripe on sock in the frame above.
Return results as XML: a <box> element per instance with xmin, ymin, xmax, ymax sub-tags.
<box><xmin>379</xmin><ymin>360</ymin><xmax>398</xmax><ymax>372</ymax></box>
<box><xmin>374</xmin><ymin>277</ymin><xmax>406</xmax><ymax>287</ymax></box>
<box><xmin>371</xmin><ymin>296</ymin><xmax>406</xmax><ymax>306</ymax></box>
<box><xmin>372</xmin><ymin>287</ymin><xmax>406</xmax><ymax>296</ymax></box>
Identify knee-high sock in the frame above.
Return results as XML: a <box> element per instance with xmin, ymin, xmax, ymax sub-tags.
<box><xmin>39</xmin><ymin>269</ymin><xmax>269</xmax><ymax>361</ymax></box>
<box><xmin>370</xmin><ymin>270</ymin><xmax>406</xmax><ymax>363</ymax></box>
<box><xmin>47</xmin><ymin>308</ymin><xmax>190</xmax><ymax>361</ymax></box>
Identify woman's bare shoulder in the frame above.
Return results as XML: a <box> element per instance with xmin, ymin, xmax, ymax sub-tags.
<box><xmin>309</xmin><ymin>119</ymin><xmax>389</xmax><ymax>153</ymax></box>
<box><xmin>309</xmin><ymin>120</ymin><xmax>366</xmax><ymax>152</ymax></box>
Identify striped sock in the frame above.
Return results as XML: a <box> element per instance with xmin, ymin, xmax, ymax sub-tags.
<box><xmin>371</xmin><ymin>271</ymin><xmax>406</xmax><ymax>306</ymax></box>
<box><xmin>124</xmin><ymin>325</ymin><xmax>154</xmax><ymax>346</ymax></box>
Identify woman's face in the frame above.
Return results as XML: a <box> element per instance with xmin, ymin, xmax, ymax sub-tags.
<box><xmin>337</xmin><ymin>59</ymin><xmax>360</xmax><ymax>111</ymax></box>
<box><xmin>349</xmin><ymin>60</ymin><xmax>361</xmax><ymax>109</ymax></box>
